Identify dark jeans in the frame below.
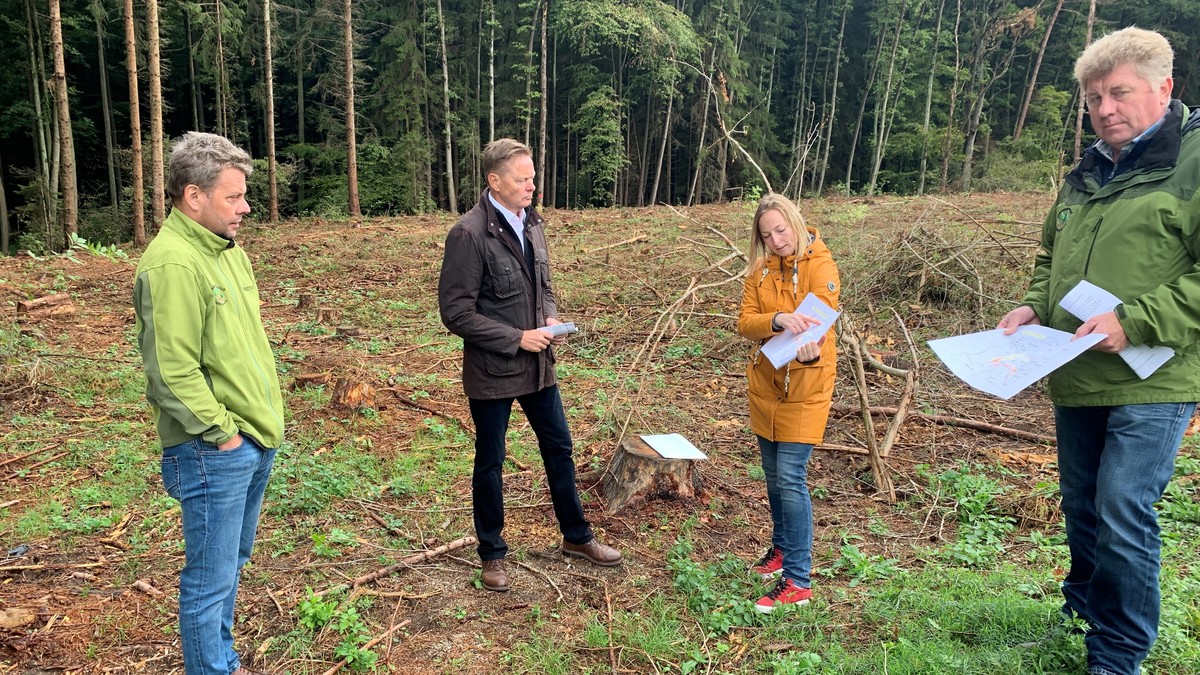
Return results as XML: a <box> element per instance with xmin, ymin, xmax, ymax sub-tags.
<box><xmin>469</xmin><ymin>385</ymin><xmax>592</xmax><ymax>560</ymax></box>
<box><xmin>1054</xmin><ymin>402</ymin><xmax>1195</xmax><ymax>675</ymax></box>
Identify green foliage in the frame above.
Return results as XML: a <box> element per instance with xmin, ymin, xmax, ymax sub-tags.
<box><xmin>570</xmin><ymin>86</ymin><xmax>626</xmax><ymax>206</ymax></box>
<box><xmin>668</xmin><ymin>536</ymin><xmax>766</xmax><ymax>635</ymax></box>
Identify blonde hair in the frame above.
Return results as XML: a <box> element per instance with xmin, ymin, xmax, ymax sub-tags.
<box><xmin>482</xmin><ymin>138</ymin><xmax>533</xmax><ymax>179</ymax></box>
<box><xmin>747</xmin><ymin>193</ymin><xmax>808</xmax><ymax>271</ymax></box>
<box><xmin>1074</xmin><ymin>26</ymin><xmax>1173</xmax><ymax>90</ymax></box>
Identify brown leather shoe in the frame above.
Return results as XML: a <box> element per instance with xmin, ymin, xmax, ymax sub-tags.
<box><xmin>562</xmin><ymin>538</ymin><xmax>622</xmax><ymax>566</ymax></box>
<box><xmin>480</xmin><ymin>558</ymin><xmax>510</xmax><ymax>592</ymax></box>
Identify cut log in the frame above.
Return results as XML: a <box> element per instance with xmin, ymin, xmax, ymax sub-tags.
<box><xmin>293</xmin><ymin>372</ymin><xmax>334</xmax><ymax>389</ymax></box>
<box><xmin>332</xmin><ymin>378</ymin><xmax>375</xmax><ymax>410</ymax></box>
<box><xmin>602</xmin><ymin>436</ymin><xmax>704</xmax><ymax>514</ymax></box>
<box><xmin>337</xmin><ymin>325</ymin><xmax>363</xmax><ymax>338</ymax></box>
<box><xmin>16</xmin><ymin>293</ymin><xmax>76</xmax><ymax>319</ymax></box>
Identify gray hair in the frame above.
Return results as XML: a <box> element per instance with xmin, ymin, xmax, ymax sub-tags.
<box><xmin>167</xmin><ymin>132</ymin><xmax>253</xmax><ymax>203</ymax></box>
<box><xmin>482</xmin><ymin>138</ymin><xmax>532</xmax><ymax>178</ymax></box>
<box><xmin>1075</xmin><ymin>26</ymin><xmax>1174</xmax><ymax>90</ymax></box>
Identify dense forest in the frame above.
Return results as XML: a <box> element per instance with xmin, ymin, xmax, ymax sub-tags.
<box><xmin>1</xmin><ymin>0</ymin><xmax>1198</xmax><ymax>253</ymax></box>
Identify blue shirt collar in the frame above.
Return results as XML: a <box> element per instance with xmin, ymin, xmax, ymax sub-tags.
<box><xmin>487</xmin><ymin>192</ymin><xmax>525</xmax><ymax>232</ymax></box>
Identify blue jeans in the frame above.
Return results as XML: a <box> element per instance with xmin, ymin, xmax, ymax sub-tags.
<box><xmin>468</xmin><ymin>385</ymin><xmax>593</xmax><ymax>560</ymax></box>
<box><xmin>161</xmin><ymin>435</ymin><xmax>276</xmax><ymax>675</ymax></box>
<box><xmin>1055</xmin><ymin>402</ymin><xmax>1195</xmax><ymax>675</ymax></box>
<box><xmin>757</xmin><ymin>436</ymin><xmax>814</xmax><ymax>587</ymax></box>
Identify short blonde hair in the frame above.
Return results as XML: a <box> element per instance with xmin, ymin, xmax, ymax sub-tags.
<box><xmin>747</xmin><ymin>193</ymin><xmax>808</xmax><ymax>271</ymax></box>
<box><xmin>482</xmin><ymin>138</ymin><xmax>532</xmax><ymax>178</ymax></box>
<box><xmin>1074</xmin><ymin>26</ymin><xmax>1173</xmax><ymax>90</ymax></box>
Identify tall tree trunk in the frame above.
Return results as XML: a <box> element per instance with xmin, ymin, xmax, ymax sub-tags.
<box><xmin>49</xmin><ymin>0</ymin><xmax>77</xmax><ymax>242</ymax></box>
<box><xmin>344</xmin><ymin>0</ymin><xmax>360</xmax><ymax>216</ymax></box>
<box><xmin>845</xmin><ymin>29</ymin><xmax>885</xmax><ymax>194</ymax></box>
<box><xmin>1074</xmin><ymin>0</ymin><xmax>1096</xmax><ymax>163</ymax></box>
<box><xmin>94</xmin><ymin>4</ymin><xmax>119</xmax><ymax>213</ymax></box>
<box><xmin>26</xmin><ymin>0</ymin><xmax>55</xmax><ymax>239</ymax></box>
<box><xmin>939</xmin><ymin>0</ymin><xmax>964</xmax><ymax>191</ymax></box>
<box><xmin>1013</xmin><ymin>0</ymin><xmax>1065</xmax><ymax>140</ymax></box>
<box><xmin>918</xmin><ymin>0</ymin><xmax>947</xmax><ymax>195</ymax></box>
<box><xmin>147</xmin><ymin>0</ymin><xmax>164</xmax><ymax>229</ymax></box>
<box><xmin>549</xmin><ymin>32</ymin><xmax>557</xmax><ymax>208</ymax></box>
<box><xmin>687</xmin><ymin>44</ymin><xmax>717</xmax><ymax>206</ymax></box>
<box><xmin>124</xmin><ymin>0</ymin><xmax>145</xmax><ymax>246</ymax></box>
<box><xmin>264</xmin><ymin>0</ymin><xmax>278</xmax><ymax>222</ymax></box>
<box><xmin>296</xmin><ymin>13</ymin><xmax>305</xmax><ymax>144</ymax></box>
<box><xmin>186</xmin><ymin>11</ymin><xmax>202</xmax><ymax>131</ymax></box>
<box><xmin>537</xmin><ymin>0</ymin><xmax>548</xmax><ymax>207</ymax></box>
<box><xmin>650</xmin><ymin>86</ymin><xmax>672</xmax><ymax>206</ymax></box>
<box><xmin>867</xmin><ymin>0</ymin><xmax>909</xmax><ymax>195</ymax></box>
<box><xmin>817</xmin><ymin>2</ymin><xmax>848</xmax><ymax>195</ymax></box>
<box><xmin>523</xmin><ymin>1</ymin><xmax>540</xmax><ymax>147</ymax></box>
<box><xmin>0</xmin><ymin>149</ymin><xmax>9</xmax><ymax>255</ymax></box>
<box><xmin>637</xmin><ymin>89</ymin><xmax>651</xmax><ymax>206</ymax></box>
<box><xmin>214</xmin><ymin>0</ymin><xmax>228</xmax><ymax>136</ymax></box>
<box><xmin>488</xmin><ymin>0</ymin><xmax>495</xmax><ymax>144</ymax></box>
<box><xmin>435</xmin><ymin>0</ymin><xmax>456</xmax><ymax>213</ymax></box>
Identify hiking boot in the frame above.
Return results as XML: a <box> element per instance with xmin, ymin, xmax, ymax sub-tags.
<box><xmin>480</xmin><ymin>559</ymin><xmax>510</xmax><ymax>592</ymax></box>
<box><xmin>750</xmin><ymin>546</ymin><xmax>783</xmax><ymax>580</ymax></box>
<box><xmin>561</xmin><ymin>538</ymin><xmax>622</xmax><ymax>566</ymax></box>
<box><xmin>754</xmin><ymin>578</ymin><xmax>812</xmax><ymax>614</ymax></box>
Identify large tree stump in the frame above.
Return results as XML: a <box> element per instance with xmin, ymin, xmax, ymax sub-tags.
<box><xmin>601</xmin><ymin>436</ymin><xmax>704</xmax><ymax>514</ymax></box>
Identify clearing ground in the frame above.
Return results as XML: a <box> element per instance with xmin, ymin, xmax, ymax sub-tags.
<box><xmin>2</xmin><ymin>193</ymin><xmax>1197</xmax><ymax>674</ymax></box>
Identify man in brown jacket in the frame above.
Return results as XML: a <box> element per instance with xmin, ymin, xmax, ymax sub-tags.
<box><xmin>437</xmin><ymin>138</ymin><xmax>621</xmax><ymax>592</ymax></box>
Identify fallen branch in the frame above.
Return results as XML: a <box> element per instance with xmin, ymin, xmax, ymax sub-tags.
<box><xmin>877</xmin><ymin>309</ymin><xmax>920</xmax><ymax>459</ymax></box>
<box><xmin>587</xmin><ymin>235</ymin><xmax>648</xmax><ymax>255</ymax></box>
<box><xmin>0</xmin><ymin>561</ymin><xmax>106</xmax><ymax>573</ymax></box>
<box><xmin>0</xmin><ymin>445</ymin><xmax>59</xmax><ymax>470</ymax></box>
<box><xmin>348</xmin><ymin>536</ymin><xmax>477</xmax><ymax>590</ymax></box>
<box><xmin>830</xmin><ymin>403</ymin><xmax>1055</xmax><ymax>444</ymax></box>
<box><xmin>928</xmin><ymin>196</ymin><xmax>1025</xmax><ymax>267</ymax></box>
<box><xmin>841</xmin><ymin>313</ymin><xmax>896</xmax><ymax>502</ymax></box>
<box><xmin>319</xmin><ymin>619</ymin><xmax>411</xmax><ymax>675</ymax></box>
<box><xmin>4</xmin><ymin>452</ymin><xmax>69</xmax><ymax>480</ymax></box>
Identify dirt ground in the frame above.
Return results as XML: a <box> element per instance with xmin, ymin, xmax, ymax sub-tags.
<box><xmin>1</xmin><ymin>194</ymin><xmax>1075</xmax><ymax>674</ymax></box>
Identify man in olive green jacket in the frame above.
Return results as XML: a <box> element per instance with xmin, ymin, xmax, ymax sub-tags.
<box><xmin>134</xmin><ymin>132</ymin><xmax>281</xmax><ymax>675</ymax></box>
<box><xmin>1000</xmin><ymin>28</ymin><xmax>1200</xmax><ymax>675</ymax></box>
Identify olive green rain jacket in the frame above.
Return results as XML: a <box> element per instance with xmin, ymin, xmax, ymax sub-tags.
<box><xmin>1022</xmin><ymin>101</ymin><xmax>1200</xmax><ymax>405</ymax></box>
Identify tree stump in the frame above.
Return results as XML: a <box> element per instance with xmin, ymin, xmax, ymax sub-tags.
<box><xmin>331</xmin><ymin>378</ymin><xmax>375</xmax><ymax>410</ymax></box>
<box><xmin>315</xmin><ymin>307</ymin><xmax>341</xmax><ymax>325</ymax></box>
<box><xmin>601</xmin><ymin>436</ymin><xmax>704</xmax><ymax>514</ymax></box>
<box><xmin>297</xmin><ymin>293</ymin><xmax>317</xmax><ymax>310</ymax></box>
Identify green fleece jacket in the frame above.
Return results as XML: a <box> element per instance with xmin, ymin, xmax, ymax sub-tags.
<box><xmin>1022</xmin><ymin>100</ymin><xmax>1200</xmax><ymax>405</ymax></box>
<box><xmin>134</xmin><ymin>208</ymin><xmax>285</xmax><ymax>449</ymax></box>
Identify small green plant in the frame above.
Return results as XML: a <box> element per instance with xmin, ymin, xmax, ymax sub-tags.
<box><xmin>296</xmin><ymin>588</ymin><xmax>338</xmax><ymax>630</ymax></box>
<box><xmin>828</xmin><ymin>543</ymin><xmax>902</xmax><ymax>586</ymax></box>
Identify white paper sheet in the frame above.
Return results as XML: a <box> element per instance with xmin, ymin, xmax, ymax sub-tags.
<box><xmin>639</xmin><ymin>433</ymin><xmax>709</xmax><ymax>460</ymax></box>
<box><xmin>760</xmin><ymin>293</ymin><xmax>841</xmax><ymax>369</ymax></box>
<box><xmin>540</xmin><ymin>322</ymin><xmax>578</xmax><ymax>337</ymax></box>
<box><xmin>1058</xmin><ymin>279</ymin><xmax>1174</xmax><ymax>379</ymax></box>
<box><xmin>928</xmin><ymin>326</ymin><xmax>1105</xmax><ymax>400</ymax></box>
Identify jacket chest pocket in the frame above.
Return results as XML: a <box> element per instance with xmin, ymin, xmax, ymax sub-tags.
<box><xmin>487</xmin><ymin>257</ymin><xmax>522</xmax><ymax>301</ymax></box>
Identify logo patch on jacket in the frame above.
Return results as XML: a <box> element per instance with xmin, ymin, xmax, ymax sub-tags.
<box><xmin>827</xmin><ymin>281</ymin><xmax>837</xmax><ymax>292</ymax></box>
<box><xmin>1056</xmin><ymin>207</ymin><xmax>1072</xmax><ymax>231</ymax></box>
<box><xmin>211</xmin><ymin>286</ymin><xmax>227</xmax><ymax>305</ymax></box>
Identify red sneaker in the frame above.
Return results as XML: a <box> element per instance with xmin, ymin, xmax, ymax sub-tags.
<box><xmin>749</xmin><ymin>546</ymin><xmax>783</xmax><ymax>580</ymax></box>
<box><xmin>754</xmin><ymin>578</ymin><xmax>812</xmax><ymax>614</ymax></box>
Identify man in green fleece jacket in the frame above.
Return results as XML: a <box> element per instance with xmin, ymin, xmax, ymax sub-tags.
<box><xmin>999</xmin><ymin>28</ymin><xmax>1200</xmax><ymax>675</ymax></box>
<box><xmin>134</xmin><ymin>132</ymin><xmax>283</xmax><ymax>675</ymax></box>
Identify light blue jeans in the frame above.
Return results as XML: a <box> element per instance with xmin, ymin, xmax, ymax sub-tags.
<box><xmin>162</xmin><ymin>435</ymin><xmax>276</xmax><ymax>675</ymax></box>
<box><xmin>757</xmin><ymin>436</ymin><xmax>814</xmax><ymax>587</ymax></box>
<box><xmin>1054</xmin><ymin>402</ymin><xmax>1195</xmax><ymax>675</ymax></box>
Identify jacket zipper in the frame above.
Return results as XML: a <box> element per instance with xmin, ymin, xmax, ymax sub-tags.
<box><xmin>215</xmin><ymin>253</ymin><xmax>286</xmax><ymax>432</ymax></box>
<box><xmin>1082</xmin><ymin>215</ymin><xmax>1104</xmax><ymax>276</ymax></box>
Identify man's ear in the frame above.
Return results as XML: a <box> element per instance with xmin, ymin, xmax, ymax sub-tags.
<box><xmin>485</xmin><ymin>172</ymin><xmax>499</xmax><ymax>191</ymax></box>
<box><xmin>182</xmin><ymin>183</ymin><xmax>204</xmax><ymax>211</ymax></box>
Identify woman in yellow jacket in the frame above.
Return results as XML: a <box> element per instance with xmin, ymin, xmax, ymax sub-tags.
<box><xmin>737</xmin><ymin>194</ymin><xmax>840</xmax><ymax>613</ymax></box>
